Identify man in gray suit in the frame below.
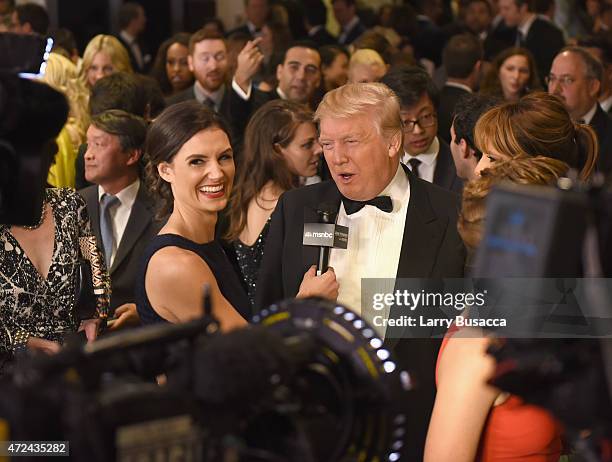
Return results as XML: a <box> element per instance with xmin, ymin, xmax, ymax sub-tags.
<box><xmin>79</xmin><ymin>110</ymin><xmax>161</xmax><ymax>329</ymax></box>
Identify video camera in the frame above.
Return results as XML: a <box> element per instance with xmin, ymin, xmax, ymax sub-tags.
<box><xmin>473</xmin><ymin>176</ymin><xmax>612</xmax><ymax>461</ymax></box>
<box><xmin>0</xmin><ymin>32</ymin><xmax>67</xmax><ymax>226</ymax></box>
<box><xmin>0</xmin><ymin>296</ymin><xmax>413</xmax><ymax>461</ymax></box>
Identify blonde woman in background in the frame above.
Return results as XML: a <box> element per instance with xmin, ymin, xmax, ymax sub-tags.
<box><xmin>41</xmin><ymin>52</ymin><xmax>90</xmax><ymax>187</ymax></box>
<box><xmin>347</xmin><ymin>48</ymin><xmax>388</xmax><ymax>83</ymax></box>
<box><xmin>79</xmin><ymin>34</ymin><xmax>132</xmax><ymax>90</ymax></box>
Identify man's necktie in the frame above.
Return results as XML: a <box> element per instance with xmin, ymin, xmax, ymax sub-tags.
<box><xmin>342</xmin><ymin>195</ymin><xmax>393</xmax><ymax>215</ymax></box>
<box><xmin>204</xmin><ymin>97</ymin><xmax>216</xmax><ymax>111</ymax></box>
<box><xmin>100</xmin><ymin>194</ymin><xmax>120</xmax><ymax>267</ymax></box>
<box><xmin>409</xmin><ymin>158</ymin><xmax>422</xmax><ymax>178</ymax></box>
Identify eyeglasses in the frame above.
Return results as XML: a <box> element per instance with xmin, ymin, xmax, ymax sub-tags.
<box><xmin>402</xmin><ymin>113</ymin><xmax>437</xmax><ymax>132</ymax></box>
<box><xmin>545</xmin><ymin>74</ymin><xmax>576</xmax><ymax>87</ymax></box>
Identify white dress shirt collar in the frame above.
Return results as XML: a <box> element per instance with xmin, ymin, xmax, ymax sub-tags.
<box><xmin>445</xmin><ymin>81</ymin><xmax>473</xmax><ymax>93</ymax></box>
<box><xmin>119</xmin><ymin>30</ymin><xmax>136</xmax><ymax>45</ymax></box>
<box><xmin>600</xmin><ymin>94</ymin><xmax>612</xmax><ymax>113</ymax></box>
<box><xmin>518</xmin><ymin>13</ymin><xmax>537</xmax><ymax>38</ymax></box>
<box><xmin>580</xmin><ymin>103</ymin><xmax>598</xmax><ymax>125</ymax></box>
<box><xmin>98</xmin><ymin>178</ymin><xmax>140</xmax><ymax>209</ymax></box>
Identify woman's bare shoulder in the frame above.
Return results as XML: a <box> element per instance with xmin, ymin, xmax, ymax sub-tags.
<box><xmin>148</xmin><ymin>246</ymin><xmax>212</xmax><ymax>279</ymax></box>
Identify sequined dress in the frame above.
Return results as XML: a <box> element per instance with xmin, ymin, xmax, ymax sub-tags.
<box><xmin>231</xmin><ymin>217</ymin><xmax>271</xmax><ymax>308</ymax></box>
<box><xmin>0</xmin><ymin>188</ymin><xmax>110</xmax><ymax>366</ymax></box>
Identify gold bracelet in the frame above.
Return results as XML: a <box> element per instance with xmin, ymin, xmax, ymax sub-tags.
<box><xmin>12</xmin><ymin>329</ymin><xmax>29</xmax><ymax>353</ymax></box>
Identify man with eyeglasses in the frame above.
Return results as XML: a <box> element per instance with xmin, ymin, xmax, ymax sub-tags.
<box><xmin>548</xmin><ymin>46</ymin><xmax>612</xmax><ymax>176</ymax></box>
<box><xmin>381</xmin><ymin>65</ymin><xmax>462</xmax><ymax>193</ymax></box>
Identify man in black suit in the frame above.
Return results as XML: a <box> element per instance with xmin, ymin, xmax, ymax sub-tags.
<box><xmin>116</xmin><ymin>2</ymin><xmax>151</xmax><ymax>74</ymax></box>
<box><xmin>226</xmin><ymin>0</ymin><xmax>269</xmax><ymax>38</ymax></box>
<box><xmin>498</xmin><ymin>0</ymin><xmax>565</xmax><ymax>83</ymax></box>
<box><xmin>450</xmin><ymin>93</ymin><xmax>500</xmax><ymax>181</ymax></box>
<box><xmin>548</xmin><ymin>46</ymin><xmax>612</xmax><ymax>176</ymax></box>
<box><xmin>462</xmin><ymin>0</ymin><xmax>514</xmax><ymax>61</ymax></box>
<box><xmin>303</xmin><ymin>0</ymin><xmax>336</xmax><ymax>47</ymax></box>
<box><xmin>255</xmin><ymin>82</ymin><xmax>465</xmax><ymax>460</ymax></box>
<box><xmin>382</xmin><ymin>66</ymin><xmax>463</xmax><ymax>193</ymax></box>
<box><xmin>437</xmin><ymin>34</ymin><xmax>482</xmax><ymax>144</ymax></box>
<box><xmin>80</xmin><ymin>110</ymin><xmax>161</xmax><ymax>329</ymax></box>
<box><xmin>412</xmin><ymin>0</ymin><xmax>446</xmax><ymax>67</ymax></box>
<box><xmin>231</xmin><ymin>39</ymin><xmax>321</xmax><ymax>130</ymax></box>
<box><xmin>578</xmin><ymin>34</ymin><xmax>612</xmax><ymax>115</ymax></box>
<box><xmin>166</xmin><ymin>29</ymin><xmax>248</xmax><ymax>148</ymax></box>
<box><xmin>332</xmin><ymin>0</ymin><xmax>366</xmax><ymax>45</ymax></box>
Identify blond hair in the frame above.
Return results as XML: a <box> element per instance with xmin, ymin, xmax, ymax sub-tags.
<box><xmin>459</xmin><ymin>156</ymin><xmax>570</xmax><ymax>250</ymax></box>
<box><xmin>348</xmin><ymin>48</ymin><xmax>387</xmax><ymax>83</ymax></box>
<box><xmin>78</xmin><ymin>34</ymin><xmax>133</xmax><ymax>88</ymax></box>
<box><xmin>42</xmin><ymin>52</ymin><xmax>89</xmax><ymax>146</ymax></box>
<box><xmin>315</xmin><ymin>82</ymin><xmax>402</xmax><ymax>143</ymax></box>
<box><xmin>474</xmin><ymin>92</ymin><xmax>598</xmax><ymax>180</ymax></box>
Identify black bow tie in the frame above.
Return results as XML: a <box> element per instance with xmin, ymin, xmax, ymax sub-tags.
<box><xmin>342</xmin><ymin>195</ymin><xmax>393</xmax><ymax>215</ymax></box>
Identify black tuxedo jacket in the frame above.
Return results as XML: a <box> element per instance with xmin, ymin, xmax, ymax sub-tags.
<box><xmin>227</xmin><ymin>24</ymin><xmax>255</xmax><ymax>38</ymax></box>
<box><xmin>115</xmin><ymin>33</ymin><xmax>150</xmax><ymax>74</ymax></box>
<box><xmin>437</xmin><ymin>85</ymin><xmax>471</xmax><ymax>144</ymax></box>
<box><xmin>486</xmin><ymin>21</ymin><xmax>516</xmax><ymax>61</ymax></box>
<box><xmin>590</xmin><ymin>104</ymin><xmax>612</xmax><ymax>176</ymax></box>
<box><xmin>309</xmin><ymin>27</ymin><xmax>336</xmax><ymax>47</ymax></box>
<box><xmin>338</xmin><ymin>19</ymin><xmax>366</xmax><ymax>45</ymax></box>
<box><xmin>227</xmin><ymin>85</ymin><xmax>281</xmax><ymax>149</ymax></box>
<box><xmin>522</xmin><ymin>18</ymin><xmax>565</xmax><ymax>85</ymax></box>
<box><xmin>255</xmin><ymin>164</ymin><xmax>465</xmax><ymax>460</ymax></box>
<box><xmin>255</xmin><ymin>165</ymin><xmax>465</xmax><ymax>309</ymax></box>
<box><xmin>79</xmin><ymin>184</ymin><xmax>162</xmax><ymax>312</ymax></box>
<box><xmin>434</xmin><ymin>139</ymin><xmax>463</xmax><ymax>194</ymax></box>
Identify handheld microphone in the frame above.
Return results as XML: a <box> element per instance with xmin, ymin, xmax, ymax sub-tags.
<box><xmin>303</xmin><ymin>203</ymin><xmax>349</xmax><ymax>276</ymax></box>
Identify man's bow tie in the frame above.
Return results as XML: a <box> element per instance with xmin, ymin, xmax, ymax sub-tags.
<box><xmin>342</xmin><ymin>195</ymin><xmax>393</xmax><ymax>215</ymax></box>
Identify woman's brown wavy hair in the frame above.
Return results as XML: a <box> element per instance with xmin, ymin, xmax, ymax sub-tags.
<box><xmin>474</xmin><ymin>92</ymin><xmax>598</xmax><ymax>180</ymax></box>
<box><xmin>224</xmin><ymin>99</ymin><xmax>314</xmax><ymax>241</ymax></box>
<box><xmin>458</xmin><ymin>155</ymin><xmax>570</xmax><ymax>250</ymax></box>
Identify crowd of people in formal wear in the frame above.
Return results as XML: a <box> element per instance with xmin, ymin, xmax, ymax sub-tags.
<box><xmin>1</xmin><ymin>0</ymin><xmax>611</xmax><ymax>460</ymax></box>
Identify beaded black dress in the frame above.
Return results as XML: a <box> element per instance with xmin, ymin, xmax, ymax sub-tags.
<box><xmin>230</xmin><ymin>217</ymin><xmax>271</xmax><ymax>308</ymax></box>
<box><xmin>0</xmin><ymin>188</ymin><xmax>110</xmax><ymax>367</ymax></box>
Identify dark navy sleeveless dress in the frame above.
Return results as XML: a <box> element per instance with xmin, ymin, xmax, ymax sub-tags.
<box><xmin>135</xmin><ymin>234</ymin><xmax>252</xmax><ymax>325</ymax></box>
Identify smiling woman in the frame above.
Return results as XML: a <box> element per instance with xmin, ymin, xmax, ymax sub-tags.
<box><xmin>136</xmin><ymin>101</ymin><xmax>251</xmax><ymax>328</ymax></box>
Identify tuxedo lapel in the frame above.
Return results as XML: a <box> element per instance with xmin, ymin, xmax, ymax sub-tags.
<box><xmin>397</xmin><ymin>166</ymin><xmax>446</xmax><ymax>279</ymax></box>
<box><xmin>110</xmin><ymin>186</ymin><xmax>153</xmax><ymax>274</ymax></box>
<box><xmin>83</xmin><ymin>186</ymin><xmax>102</xmax><ymax>247</ymax></box>
<box><xmin>385</xmin><ymin>167</ymin><xmax>449</xmax><ymax>344</ymax></box>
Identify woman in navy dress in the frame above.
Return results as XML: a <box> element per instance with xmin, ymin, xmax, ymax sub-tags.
<box><xmin>136</xmin><ymin>101</ymin><xmax>250</xmax><ymax>329</ymax></box>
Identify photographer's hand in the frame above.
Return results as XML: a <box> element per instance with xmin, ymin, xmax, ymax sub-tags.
<box><xmin>78</xmin><ymin>318</ymin><xmax>101</xmax><ymax>342</ymax></box>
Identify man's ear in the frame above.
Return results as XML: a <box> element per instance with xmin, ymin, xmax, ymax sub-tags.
<box><xmin>276</xmin><ymin>63</ymin><xmax>284</xmax><ymax>82</ymax></box>
<box><xmin>589</xmin><ymin>78</ymin><xmax>602</xmax><ymax>99</ymax></box>
<box><xmin>388</xmin><ymin>130</ymin><xmax>403</xmax><ymax>157</ymax></box>
<box><xmin>188</xmin><ymin>54</ymin><xmax>195</xmax><ymax>73</ymax></box>
<box><xmin>126</xmin><ymin>148</ymin><xmax>143</xmax><ymax>166</ymax></box>
<box><xmin>157</xmin><ymin>162</ymin><xmax>173</xmax><ymax>182</ymax></box>
<box><xmin>22</xmin><ymin>22</ymin><xmax>32</xmax><ymax>34</ymax></box>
